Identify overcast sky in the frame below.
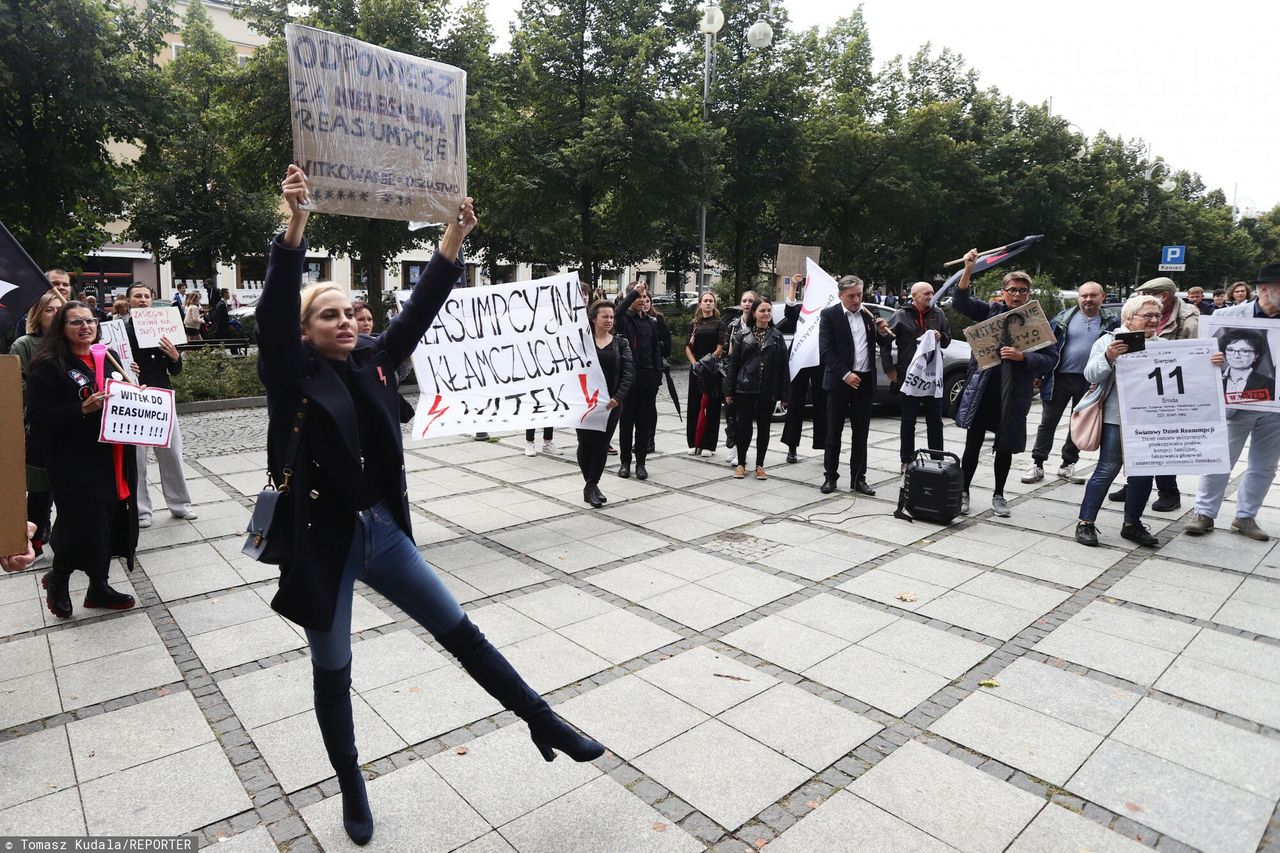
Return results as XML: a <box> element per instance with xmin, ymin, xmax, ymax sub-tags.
<box><xmin>485</xmin><ymin>0</ymin><xmax>1277</xmax><ymax>217</ymax></box>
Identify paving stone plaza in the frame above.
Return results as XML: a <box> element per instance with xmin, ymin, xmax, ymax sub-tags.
<box><xmin>2</xmin><ymin>384</ymin><xmax>1278</xmax><ymax>853</ymax></box>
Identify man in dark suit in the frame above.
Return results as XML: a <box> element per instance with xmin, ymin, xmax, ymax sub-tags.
<box><xmin>819</xmin><ymin>275</ymin><xmax>893</xmax><ymax>495</ymax></box>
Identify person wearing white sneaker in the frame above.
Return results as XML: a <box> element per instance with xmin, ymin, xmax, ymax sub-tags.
<box><xmin>1025</xmin><ymin>282</ymin><xmax>1117</xmax><ymax>485</ymax></box>
<box><xmin>1189</xmin><ymin>264</ymin><xmax>1280</xmax><ymax>542</ymax></box>
<box><xmin>524</xmin><ymin>427</ymin><xmax>559</xmax><ymax>456</ymax></box>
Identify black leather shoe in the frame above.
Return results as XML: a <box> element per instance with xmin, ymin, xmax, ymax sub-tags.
<box><xmin>1151</xmin><ymin>493</ymin><xmax>1181</xmax><ymax>512</ymax></box>
<box><xmin>1075</xmin><ymin>522</ymin><xmax>1099</xmax><ymax>547</ymax></box>
<box><xmin>1108</xmin><ymin>485</ymin><xmax>1127</xmax><ymax>502</ymax></box>
<box><xmin>786</xmin><ymin>448</ymin><xmax>798</xmax><ymax>464</ymax></box>
<box><xmin>42</xmin><ymin>572</ymin><xmax>72</xmax><ymax>620</ymax></box>
<box><xmin>820</xmin><ymin>479</ymin><xmax>837</xmax><ymax>494</ymax></box>
<box><xmin>853</xmin><ymin>480</ymin><xmax>876</xmax><ymax>497</ymax></box>
<box><xmin>584</xmin><ymin>485</ymin><xmax>603</xmax><ymax>508</ymax></box>
<box><xmin>83</xmin><ymin>579</ymin><xmax>135</xmax><ymax>611</ymax></box>
<box><xmin>635</xmin><ymin>462</ymin><xmax>648</xmax><ymax>481</ymax></box>
<box><xmin>592</xmin><ymin>484</ymin><xmax>608</xmax><ymax>505</ymax></box>
<box><xmin>617</xmin><ymin>463</ymin><xmax>631</xmax><ymax>479</ymax></box>
<box><xmin>1121</xmin><ymin>522</ymin><xmax>1159</xmax><ymax>547</ymax></box>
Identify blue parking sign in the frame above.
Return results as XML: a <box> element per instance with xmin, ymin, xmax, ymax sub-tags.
<box><xmin>1159</xmin><ymin>245</ymin><xmax>1187</xmax><ymax>272</ymax></box>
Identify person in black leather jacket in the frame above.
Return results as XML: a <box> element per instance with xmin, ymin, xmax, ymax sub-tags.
<box><xmin>614</xmin><ymin>282</ymin><xmax>664</xmax><ymax>480</ymax></box>
<box><xmin>725</xmin><ymin>298</ymin><xmax>789</xmax><ymax>479</ymax></box>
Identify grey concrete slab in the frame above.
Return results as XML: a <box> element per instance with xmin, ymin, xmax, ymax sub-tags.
<box><xmin>754</xmin><ymin>546</ymin><xmax>856</xmax><ymax>581</ymax></box>
<box><xmin>220</xmin><ymin>655</ymin><xmax>313</xmax><ymax>729</ymax></box>
<box><xmin>0</xmin><ymin>597</ymin><xmax>48</xmax><ymax>635</ymax></box>
<box><xmin>169</xmin><ymin>587</ymin><xmax>274</xmax><ymax>636</ymax></box>
<box><xmin>350</xmin><ymin>628</ymin><xmax>451</xmax><ymax>692</ymax></box>
<box><xmin>498</xmin><ymin>630</ymin><xmax>613</xmax><ymax>694</ymax></box>
<box><xmin>449</xmin><ymin>556</ymin><xmax>550</xmax><ymax>596</ymax></box>
<box><xmin>720</xmin><ymin>613</ymin><xmax>850</xmax><ymax>673</ymax></box>
<box><xmin>1111</xmin><ymin>697</ymin><xmax>1280</xmax><ymax>799</ymax></box>
<box><xmin>778</xmin><ymin>593</ymin><xmax>898</xmax><ymax>643</ymax></box>
<box><xmin>202</xmin><ymin>827</ymin><xmax>278</xmax><ymax>853</ymax></box>
<box><xmin>452</xmin><ymin>832</ymin><xmax>517</xmax><ymax>853</ymax></box>
<box><xmin>696</xmin><ymin>565</ymin><xmax>802</xmax><ymax>607</ymax></box>
<box><xmin>528</xmin><ymin>540</ymin><xmax>621</xmax><ymax>573</ymax></box>
<box><xmin>803</xmin><ymin>532</ymin><xmax>897</xmax><ymax>566</ymax></box>
<box><xmin>302</xmin><ymin>760</ymin><xmax>490</xmax><ymax>853</ymax></box>
<box><xmin>1106</xmin><ymin>560</ymin><xmax>1241</xmax><ymax>620</ymax></box>
<box><xmin>989</xmin><ymin>658</ymin><xmax>1139</xmax><ymax>736</ymax></box>
<box><xmin>499</xmin><ymin>775</ymin><xmax>704</xmax><ymax>853</ymax></box>
<box><xmin>850</xmin><ymin>740</ymin><xmax>1043</xmax><ymax>853</ymax></box>
<box><xmin>767</xmin><ymin>791</ymin><xmax>957</xmax><ymax>853</ymax></box>
<box><xmin>558</xmin><ymin>608</ymin><xmax>681</xmax><ymax>665</ymax></box>
<box><xmin>49</xmin><ymin>611</ymin><xmax>162</xmax><ymax>668</ymax></box>
<box><xmin>837</xmin><ymin>568</ymin><xmax>949</xmax><ymax>611</ymax></box>
<box><xmin>80</xmin><ymin>741</ymin><xmax>251</xmax><ymax>836</ymax></box>
<box><xmin>587</xmin><ymin>563</ymin><xmax>688</xmax><ymax>602</ymax></box>
<box><xmin>67</xmin><ymin>691</ymin><xmax>214</xmax><ymax>782</ymax></box>
<box><xmin>424</xmin><ymin>539</ymin><xmax>511</xmax><ymax>571</ymax></box>
<box><xmin>0</xmin><ymin>634</ymin><xmax>51</xmax><ymax>681</ymax></box>
<box><xmin>640</xmin><ymin>583</ymin><xmax>755</xmax><ymax>631</ymax></box>
<box><xmin>1066</xmin><ymin>600</ymin><xmax>1200</xmax><ymax>652</ymax></box>
<box><xmin>0</xmin><ymin>788</ymin><xmax>86</xmax><ymax>836</ymax></box>
<box><xmin>922</xmin><ymin>535</ymin><xmax>1022</xmax><ymax>566</ymax></box>
<box><xmin>635</xmin><ymin>646</ymin><xmax>777</xmax><ymax>715</ymax></box>
<box><xmin>187</xmin><ymin>614</ymin><xmax>306</xmax><ymax>672</ymax></box>
<box><xmin>955</xmin><ymin>572</ymin><xmax>1071</xmax><ymax>615</ymax></box>
<box><xmin>1033</xmin><ymin>623</ymin><xmax>1177</xmax><ymax>686</ymax></box>
<box><xmin>633</xmin><ymin>718</ymin><xmax>812</xmax><ymax>831</ymax></box>
<box><xmin>427</xmin><ymin>722</ymin><xmax>600</xmax><ymax>826</ymax></box>
<box><xmin>1007</xmin><ymin>803</ymin><xmax>1153</xmax><ymax>853</ymax></box>
<box><xmin>720</xmin><ymin>682</ymin><xmax>883</xmax><ymax>772</ymax></box>
<box><xmin>1154</xmin><ymin>655</ymin><xmax>1280</xmax><ymax>730</ymax></box>
<box><xmin>466</xmin><ymin>602</ymin><xmax>549</xmax><ymax>647</ymax></box>
<box><xmin>871</xmin><ymin>552</ymin><xmax>984</xmax><ymax>590</ymax></box>
<box><xmin>362</xmin><ymin>665</ymin><xmax>502</xmax><ymax>743</ymax></box>
<box><xmin>1069</xmin><ymin>739</ymin><xmax>1273</xmax><ymax>853</ymax></box>
<box><xmin>556</xmin><ymin>674</ymin><xmax>708</xmax><ymax>761</ymax></box>
<box><xmin>137</xmin><ymin>540</ymin><xmax>226</xmax><ymax>574</ymax></box>
<box><xmin>0</xmin><ymin>726</ymin><xmax>75</xmax><ymax>812</ymax></box>
<box><xmin>930</xmin><ymin>690</ymin><xmax>1101</xmax><ymax>785</ymax></box>
<box><xmin>506</xmin><ymin>585</ymin><xmax>616</xmax><ymax>629</ymax></box>
<box><xmin>56</xmin><ymin>643</ymin><xmax>181</xmax><ymax>710</ymax></box>
<box><xmin>916</xmin><ymin>590</ymin><xmax>1041</xmax><ymax>641</ymax></box>
<box><xmin>634</xmin><ymin>548</ymin><xmax>742</xmax><ymax>582</ymax></box>
<box><xmin>1178</xmin><ymin>626</ymin><xmax>1280</xmax><ymax>683</ymax></box>
<box><xmin>858</xmin><ymin>618</ymin><xmax>995</xmax><ymax>680</ymax></box>
<box><xmin>251</xmin><ymin>696</ymin><xmax>406</xmax><ymax>793</ymax></box>
<box><xmin>805</xmin><ymin>644</ymin><xmax>949</xmax><ymax>717</ymax></box>
<box><xmin>0</xmin><ymin>669</ymin><xmax>62</xmax><ymax>729</ymax></box>
<box><xmin>0</xmin><ymin>571</ymin><xmax>39</xmax><ymax>607</ymax></box>
<box><xmin>149</xmin><ymin>559</ymin><xmax>245</xmax><ymax>601</ymax></box>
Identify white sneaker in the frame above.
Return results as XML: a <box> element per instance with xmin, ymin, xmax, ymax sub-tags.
<box><xmin>726</xmin><ymin>451</ymin><xmax>738</xmax><ymax>465</ymax></box>
<box><xmin>688</xmin><ymin>447</ymin><xmax>700</xmax><ymax>456</ymax></box>
<box><xmin>524</xmin><ymin>442</ymin><xmax>537</xmax><ymax>457</ymax></box>
<box><xmin>138</xmin><ymin>516</ymin><xmax>152</xmax><ymax>529</ymax></box>
<box><xmin>542</xmin><ymin>441</ymin><xmax>563</xmax><ymax>455</ymax></box>
<box><xmin>1021</xmin><ymin>463</ymin><xmax>1044</xmax><ymax>484</ymax></box>
<box><xmin>1058</xmin><ymin>463</ymin><xmax>1085</xmax><ymax>484</ymax></box>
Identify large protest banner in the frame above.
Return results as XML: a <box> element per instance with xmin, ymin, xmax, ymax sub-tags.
<box><xmin>1115</xmin><ymin>339</ymin><xmax>1229</xmax><ymax>476</ymax></box>
<box><xmin>286</xmin><ymin>24</ymin><xmax>467</xmax><ymax>224</ymax></box>
<box><xmin>962</xmin><ymin>301</ymin><xmax>1055</xmax><ymax>370</ymax></box>
<box><xmin>1200</xmin><ymin>315</ymin><xmax>1280</xmax><ymax>412</ymax></box>
<box><xmin>788</xmin><ymin>258</ymin><xmax>839</xmax><ymax>378</ymax></box>
<box><xmin>99</xmin><ymin>380</ymin><xmax>176</xmax><ymax>448</ymax></box>
<box><xmin>405</xmin><ymin>273</ymin><xmax>611</xmax><ymax>439</ymax></box>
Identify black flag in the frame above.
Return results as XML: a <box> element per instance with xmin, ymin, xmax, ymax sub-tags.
<box><xmin>0</xmin><ymin>222</ymin><xmax>56</xmax><ymax>336</ymax></box>
<box><xmin>930</xmin><ymin>235</ymin><xmax>1044</xmax><ymax>308</ymax></box>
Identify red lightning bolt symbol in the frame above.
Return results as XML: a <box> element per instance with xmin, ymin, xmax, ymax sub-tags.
<box><xmin>419</xmin><ymin>394</ymin><xmax>449</xmax><ymax>438</ymax></box>
<box><xmin>579</xmin><ymin>373</ymin><xmax>600</xmax><ymax>424</ymax></box>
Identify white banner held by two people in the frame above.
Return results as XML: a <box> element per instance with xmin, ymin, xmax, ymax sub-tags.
<box><xmin>1114</xmin><ymin>339</ymin><xmax>1230</xmax><ymax>476</ymax></box>
<box><xmin>405</xmin><ymin>273</ymin><xmax>611</xmax><ymax>439</ymax></box>
<box><xmin>1200</xmin><ymin>315</ymin><xmax>1280</xmax><ymax>412</ymax></box>
<box><xmin>788</xmin><ymin>258</ymin><xmax>840</xmax><ymax>378</ymax></box>
<box><xmin>285</xmin><ymin>23</ymin><xmax>467</xmax><ymax>225</ymax></box>
<box><xmin>900</xmin><ymin>330</ymin><xmax>944</xmax><ymax>398</ymax></box>
<box><xmin>98</xmin><ymin>380</ymin><xmax>175</xmax><ymax>448</ymax></box>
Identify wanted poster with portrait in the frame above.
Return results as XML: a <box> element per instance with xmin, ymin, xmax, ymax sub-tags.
<box><xmin>1200</xmin><ymin>315</ymin><xmax>1280</xmax><ymax>412</ymax></box>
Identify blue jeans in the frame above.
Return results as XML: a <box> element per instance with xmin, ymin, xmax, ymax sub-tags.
<box><xmin>306</xmin><ymin>502</ymin><xmax>465</xmax><ymax>670</ymax></box>
<box><xmin>1079</xmin><ymin>424</ymin><xmax>1152</xmax><ymax>524</ymax></box>
<box><xmin>1195</xmin><ymin>410</ymin><xmax>1280</xmax><ymax>520</ymax></box>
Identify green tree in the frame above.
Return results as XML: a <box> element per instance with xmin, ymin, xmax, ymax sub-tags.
<box><xmin>126</xmin><ymin>1</ymin><xmax>282</xmax><ymax>281</ymax></box>
<box><xmin>0</xmin><ymin>0</ymin><xmax>172</xmax><ymax>265</ymax></box>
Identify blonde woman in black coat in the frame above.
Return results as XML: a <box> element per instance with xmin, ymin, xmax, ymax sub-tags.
<box><xmin>259</xmin><ymin>166</ymin><xmax>603</xmax><ymax>845</ymax></box>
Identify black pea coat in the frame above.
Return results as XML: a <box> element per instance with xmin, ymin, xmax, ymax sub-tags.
<box><xmin>255</xmin><ymin>235</ymin><xmax>462</xmax><ymax>631</ymax></box>
<box><xmin>818</xmin><ymin>303</ymin><xmax>894</xmax><ymax>391</ymax></box>
<box><xmin>25</xmin><ymin>351</ymin><xmax>139</xmax><ymax>577</ymax></box>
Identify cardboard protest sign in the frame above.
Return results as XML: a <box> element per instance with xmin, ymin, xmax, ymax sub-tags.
<box><xmin>900</xmin><ymin>330</ymin><xmax>944</xmax><ymax>398</ymax></box>
<box><xmin>1115</xmin><ymin>339</ymin><xmax>1229</xmax><ymax>476</ymax></box>
<box><xmin>788</xmin><ymin>258</ymin><xmax>839</xmax><ymax>378</ymax></box>
<box><xmin>286</xmin><ymin>23</ymin><xmax>467</xmax><ymax>224</ymax></box>
<box><xmin>962</xmin><ymin>301</ymin><xmax>1055</xmax><ymax>370</ymax></box>
<box><xmin>404</xmin><ymin>273</ymin><xmax>611</xmax><ymax>439</ymax></box>
<box><xmin>776</xmin><ymin>244</ymin><xmax>821</xmax><ymax>279</ymax></box>
<box><xmin>98</xmin><ymin>380</ymin><xmax>175</xmax><ymax>448</ymax></box>
<box><xmin>97</xmin><ymin>319</ymin><xmax>138</xmax><ymax>384</ymax></box>
<box><xmin>130</xmin><ymin>306</ymin><xmax>187</xmax><ymax>348</ymax></box>
<box><xmin>1200</xmin><ymin>315</ymin><xmax>1280</xmax><ymax>412</ymax></box>
<box><xmin>0</xmin><ymin>357</ymin><xmax>26</xmax><ymax>556</ymax></box>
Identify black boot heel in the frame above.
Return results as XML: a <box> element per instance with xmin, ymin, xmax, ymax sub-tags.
<box><xmin>529</xmin><ymin>715</ymin><xmax>605</xmax><ymax>763</ymax></box>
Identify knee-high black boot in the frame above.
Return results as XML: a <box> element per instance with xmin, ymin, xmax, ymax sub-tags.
<box><xmin>438</xmin><ymin>616</ymin><xmax>605</xmax><ymax>762</ymax></box>
<box><xmin>313</xmin><ymin>660</ymin><xmax>374</xmax><ymax>845</ymax></box>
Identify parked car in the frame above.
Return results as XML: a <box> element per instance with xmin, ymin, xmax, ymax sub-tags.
<box><xmin>741</xmin><ymin>303</ymin><xmax>971</xmax><ymax>418</ymax></box>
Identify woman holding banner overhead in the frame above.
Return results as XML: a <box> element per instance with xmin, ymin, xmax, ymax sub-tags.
<box><xmin>577</xmin><ymin>301</ymin><xmax>633</xmax><ymax>506</ymax></box>
<box><xmin>26</xmin><ymin>301</ymin><xmax>139</xmax><ymax>619</ymax></box>
<box><xmin>260</xmin><ymin>166</ymin><xmax>604</xmax><ymax>846</ymax></box>
<box><xmin>1073</xmin><ymin>295</ymin><xmax>1224</xmax><ymax>548</ymax></box>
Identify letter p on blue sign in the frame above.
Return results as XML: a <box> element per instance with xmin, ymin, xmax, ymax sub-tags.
<box><xmin>1159</xmin><ymin>245</ymin><xmax>1187</xmax><ymax>271</ymax></box>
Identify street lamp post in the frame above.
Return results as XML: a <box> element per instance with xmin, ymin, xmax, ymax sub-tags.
<box><xmin>1133</xmin><ymin>148</ymin><xmax>1177</xmax><ymax>292</ymax></box>
<box><xmin>695</xmin><ymin>2</ymin><xmax>773</xmax><ymax>296</ymax></box>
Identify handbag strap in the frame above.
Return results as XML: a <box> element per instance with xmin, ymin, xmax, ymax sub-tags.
<box><xmin>269</xmin><ymin>398</ymin><xmax>308</xmax><ymax>492</ymax></box>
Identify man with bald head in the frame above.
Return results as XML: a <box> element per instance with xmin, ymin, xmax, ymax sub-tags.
<box><xmin>1023</xmin><ymin>281</ymin><xmax>1118</xmax><ymax>484</ymax></box>
<box><xmin>889</xmin><ymin>281</ymin><xmax>951</xmax><ymax>469</ymax></box>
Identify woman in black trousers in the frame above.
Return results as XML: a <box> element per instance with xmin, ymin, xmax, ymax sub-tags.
<box><xmin>26</xmin><ymin>302</ymin><xmax>139</xmax><ymax>618</ymax></box>
<box><xmin>685</xmin><ymin>292</ymin><xmax>724</xmax><ymax>455</ymax></box>
<box><xmin>260</xmin><ymin>167</ymin><xmax>603</xmax><ymax>845</ymax></box>
<box><xmin>577</xmin><ymin>301</ymin><xmax>634</xmax><ymax>506</ymax></box>
<box><xmin>615</xmin><ymin>282</ymin><xmax>663</xmax><ymax>480</ymax></box>
<box><xmin>724</xmin><ymin>298</ymin><xmax>790</xmax><ymax>479</ymax></box>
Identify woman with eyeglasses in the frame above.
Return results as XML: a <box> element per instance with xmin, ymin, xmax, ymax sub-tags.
<box><xmin>1218</xmin><ymin>328</ymin><xmax>1274</xmax><ymax>404</ymax></box>
<box><xmin>25</xmin><ymin>302</ymin><xmax>139</xmax><ymax>618</ymax></box>
<box><xmin>1073</xmin><ymin>295</ymin><xmax>1225</xmax><ymax>547</ymax></box>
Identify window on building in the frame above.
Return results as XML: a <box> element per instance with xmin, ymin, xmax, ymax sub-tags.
<box><xmin>304</xmin><ymin>257</ymin><xmax>330</xmax><ymax>283</ymax></box>
<box><xmin>492</xmin><ymin>264</ymin><xmax>515</xmax><ymax>284</ymax></box>
<box><xmin>237</xmin><ymin>53</ymin><xmax>250</xmax><ymax>67</ymax></box>
<box><xmin>402</xmin><ymin>260</ymin><xmax>430</xmax><ymax>287</ymax></box>
<box><xmin>171</xmin><ymin>43</ymin><xmax>185</xmax><ymax>60</ymax></box>
<box><xmin>237</xmin><ymin>257</ymin><xmax>267</xmax><ymax>290</ymax></box>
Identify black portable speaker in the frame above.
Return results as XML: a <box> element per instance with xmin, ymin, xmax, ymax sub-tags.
<box><xmin>902</xmin><ymin>449</ymin><xmax>964</xmax><ymax>524</ymax></box>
